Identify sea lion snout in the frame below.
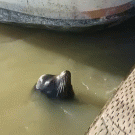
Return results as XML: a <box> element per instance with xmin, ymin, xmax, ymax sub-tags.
<box><xmin>56</xmin><ymin>70</ymin><xmax>71</xmax><ymax>84</ymax></box>
<box><xmin>34</xmin><ymin>70</ymin><xmax>74</xmax><ymax>99</ymax></box>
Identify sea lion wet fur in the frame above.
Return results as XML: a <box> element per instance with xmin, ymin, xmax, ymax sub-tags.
<box><xmin>34</xmin><ymin>70</ymin><xmax>74</xmax><ymax>99</ymax></box>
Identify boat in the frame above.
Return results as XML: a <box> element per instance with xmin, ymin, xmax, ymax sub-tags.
<box><xmin>0</xmin><ymin>0</ymin><xmax>135</xmax><ymax>31</ymax></box>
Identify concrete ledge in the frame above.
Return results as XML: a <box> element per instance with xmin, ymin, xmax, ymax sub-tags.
<box><xmin>85</xmin><ymin>66</ymin><xmax>135</xmax><ymax>135</ymax></box>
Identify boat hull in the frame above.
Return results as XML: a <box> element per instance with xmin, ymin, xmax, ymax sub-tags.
<box><xmin>0</xmin><ymin>0</ymin><xmax>135</xmax><ymax>31</ymax></box>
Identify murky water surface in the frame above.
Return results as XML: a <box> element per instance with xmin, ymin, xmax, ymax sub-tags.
<box><xmin>0</xmin><ymin>19</ymin><xmax>135</xmax><ymax>135</ymax></box>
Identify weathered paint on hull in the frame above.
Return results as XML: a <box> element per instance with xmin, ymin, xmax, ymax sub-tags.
<box><xmin>0</xmin><ymin>0</ymin><xmax>135</xmax><ymax>31</ymax></box>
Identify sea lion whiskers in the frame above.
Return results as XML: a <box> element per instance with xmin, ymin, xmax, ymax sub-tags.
<box><xmin>34</xmin><ymin>70</ymin><xmax>74</xmax><ymax>99</ymax></box>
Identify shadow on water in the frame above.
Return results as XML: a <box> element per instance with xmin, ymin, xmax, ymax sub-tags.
<box><xmin>0</xmin><ymin>17</ymin><xmax>135</xmax><ymax>77</ymax></box>
<box><xmin>0</xmin><ymin>15</ymin><xmax>134</xmax><ymax>135</ymax></box>
<box><xmin>23</xmin><ymin>16</ymin><xmax>135</xmax><ymax>77</ymax></box>
<box><xmin>31</xmin><ymin>85</ymin><xmax>90</xmax><ymax>106</ymax></box>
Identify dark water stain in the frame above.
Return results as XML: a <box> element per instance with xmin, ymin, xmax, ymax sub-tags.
<box><xmin>22</xmin><ymin>16</ymin><xmax>135</xmax><ymax>77</ymax></box>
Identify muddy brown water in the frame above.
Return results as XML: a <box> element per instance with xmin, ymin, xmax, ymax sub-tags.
<box><xmin>0</xmin><ymin>18</ymin><xmax>135</xmax><ymax>135</ymax></box>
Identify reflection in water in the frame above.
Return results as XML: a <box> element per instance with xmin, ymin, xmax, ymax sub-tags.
<box><xmin>0</xmin><ymin>17</ymin><xmax>135</xmax><ymax>135</ymax></box>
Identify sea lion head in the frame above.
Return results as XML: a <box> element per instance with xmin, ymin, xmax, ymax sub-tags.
<box><xmin>34</xmin><ymin>70</ymin><xmax>74</xmax><ymax>99</ymax></box>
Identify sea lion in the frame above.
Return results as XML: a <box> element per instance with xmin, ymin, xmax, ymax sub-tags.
<box><xmin>34</xmin><ymin>70</ymin><xmax>74</xmax><ymax>99</ymax></box>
